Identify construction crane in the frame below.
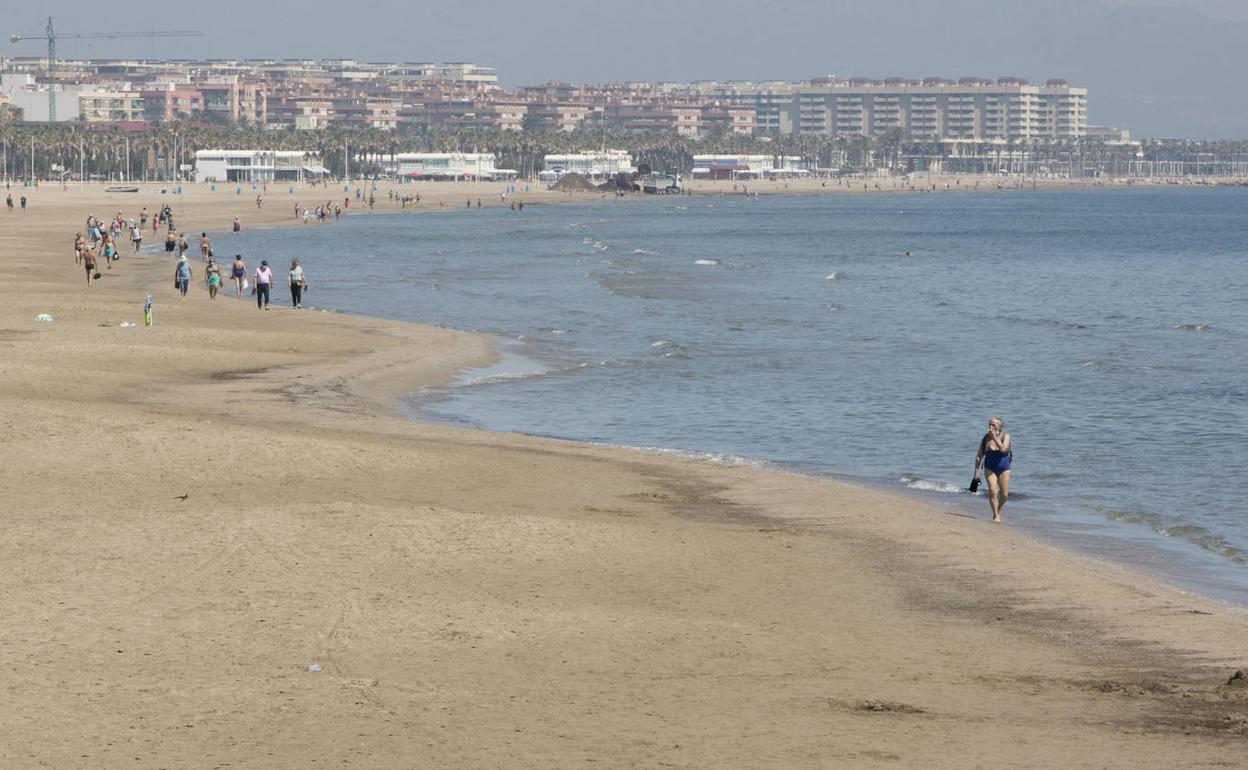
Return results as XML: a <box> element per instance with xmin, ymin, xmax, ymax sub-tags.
<box><xmin>9</xmin><ymin>17</ymin><xmax>204</xmax><ymax>122</ymax></box>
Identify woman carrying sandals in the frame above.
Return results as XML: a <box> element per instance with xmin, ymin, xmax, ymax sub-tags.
<box><xmin>972</xmin><ymin>416</ymin><xmax>1011</xmax><ymax>523</ymax></box>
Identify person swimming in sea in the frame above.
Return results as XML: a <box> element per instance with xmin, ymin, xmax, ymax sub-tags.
<box><xmin>973</xmin><ymin>416</ymin><xmax>1011</xmax><ymax>523</ymax></box>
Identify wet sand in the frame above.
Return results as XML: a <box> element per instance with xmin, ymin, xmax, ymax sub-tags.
<box><xmin>1</xmin><ymin>182</ymin><xmax>1246</xmax><ymax>768</ymax></box>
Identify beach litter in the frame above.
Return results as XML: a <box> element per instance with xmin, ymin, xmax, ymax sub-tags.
<box><xmin>35</xmin><ymin>314</ymin><xmax>53</xmax><ymax>323</ymax></box>
<box><xmin>119</xmin><ymin>322</ymin><xmax>137</xmax><ymax>328</ymax></box>
<box><xmin>306</xmin><ymin>663</ymin><xmax>322</xmax><ymax>673</ymax></box>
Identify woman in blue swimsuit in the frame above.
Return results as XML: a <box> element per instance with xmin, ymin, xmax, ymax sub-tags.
<box><xmin>231</xmin><ymin>255</ymin><xmax>247</xmax><ymax>297</ymax></box>
<box><xmin>973</xmin><ymin>416</ymin><xmax>1011</xmax><ymax>523</ymax></box>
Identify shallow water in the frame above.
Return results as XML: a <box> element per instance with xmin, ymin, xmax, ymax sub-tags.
<box><xmin>226</xmin><ymin>188</ymin><xmax>1248</xmax><ymax>604</ymax></box>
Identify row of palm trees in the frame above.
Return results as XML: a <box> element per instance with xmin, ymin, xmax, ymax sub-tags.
<box><xmin>2</xmin><ymin>119</ymin><xmax>1241</xmax><ymax>182</ymax></box>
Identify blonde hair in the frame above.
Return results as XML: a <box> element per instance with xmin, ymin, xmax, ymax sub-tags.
<box><xmin>989</xmin><ymin>416</ymin><xmax>1004</xmax><ymax>430</ymax></box>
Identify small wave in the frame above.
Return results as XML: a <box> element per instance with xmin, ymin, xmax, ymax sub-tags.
<box><xmin>460</xmin><ymin>370</ymin><xmax>550</xmax><ymax>387</ymax></box>
<box><xmin>596</xmin><ymin>357</ymin><xmax>649</xmax><ymax>369</ymax></box>
<box><xmin>825</xmin><ymin>271</ymin><xmax>844</xmax><ymax>280</ymax></box>
<box><xmin>1174</xmin><ymin>324</ymin><xmax>1212</xmax><ymax>332</ymax></box>
<box><xmin>827</xmin><ymin>303</ymin><xmax>843</xmax><ymax>311</ymax></box>
<box><xmin>694</xmin><ymin>259</ymin><xmax>720</xmax><ymax>266</ymax></box>
<box><xmin>899</xmin><ymin>474</ymin><xmax>965</xmax><ymax>494</ymax></box>
<box><xmin>632</xmin><ymin>248</ymin><xmax>656</xmax><ymax>255</ymax></box>
<box><xmin>539</xmin><ymin>327</ymin><xmax>569</xmax><ymax>335</ymax></box>
<box><xmin>1106</xmin><ymin>510</ymin><xmax>1246</xmax><ymax>565</ymax></box>
<box><xmin>628</xmin><ymin>446</ymin><xmax>776</xmax><ymax>470</ymax></box>
<box><xmin>650</xmin><ymin>340</ymin><xmax>677</xmax><ymax>348</ymax></box>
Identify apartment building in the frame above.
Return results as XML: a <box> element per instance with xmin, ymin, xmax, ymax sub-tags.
<box><xmin>200</xmin><ymin>78</ymin><xmax>267</xmax><ymax>125</ymax></box>
<box><xmin>417</xmin><ymin>97</ymin><xmax>528</xmax><ymax>131</ymax></box>
<box><xmin>663</xmin><ymin>81</ymin><xmax>799</xmax><ymax>133</ymax></box>
<box><xmin>700</xmin><ymin>105</ymin><xmax>758</xmax><ymax>135</ymax></box>
<box><xmin>141</xmin><ymin>85</ymin><xmax>205</xmax><ymax>122</ymax></box>
<box><xmin>79</xmin><ymin>90</ymin><xmax>145</xmax><ymax>123</ymax></box>
<box><xmin>525</xmin><ymin>101</ymin><xmax>594</xmax><ymax>132</ymax></box>
<box><xmin>664</xmin><ymin>76</ymin><xmax>1087</xmax><ymax>141</ymax></box>
<box><xmin>796</xmin><ymin>77</ymin><xmax>1086</xmax><ymax>140</ymax></box>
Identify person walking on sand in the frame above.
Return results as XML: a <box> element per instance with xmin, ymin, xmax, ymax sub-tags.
<box><xmin>82</xmin><ymin>247</ymin><xmax>97</xmax><ymax>286</ymax></box>
<box><xmin>231</xmin><ymin>254</ymin><xmax>247</xmax><ymax>297</ymax></box>
<box><xmin>205</xmin><ymin>257</ymin><xmax>222</xmax><ymax>300</ymax></box>
<box><xmin>177</xmin><ymin>232</ymin><xmax>189</xmax><ymax>259</ymax></box>
<box><xmin>131</xmin><ymin>222</ymin><xmax>143</xmax><ymax>252</ymax></box>
<box><xmin>74</xmin><ymin>233</ymin><xmax>86</xmax><ymax>267</ymax></box>
<box><xmin>101</xmin><ymin>234</ymin><xmax>117</xmax><ymax>269</ymax></box>
<box><xmin>199</xmin><ymin>232</ymin><xmax>211</xmax><ymax>261</ymax></box>
<box><xmin>233</xmin><ymin>217</ymin><xmax>241</xmax><ymax>233</ymax></box>
<box><xmin>254</xmin><ymin>259</ymin><xmax>273</xmax><ymax>310</ymax></box>
<box><xmin>174</xmin><ymin>255</ymin><xmax>192</xmax><ymax>300</ymax></box>
<box><xmin>288</xmin><ymin>259</ymin><xmax>306</xmax><ymax>309</ymax></box>
<box><xmin>972</xmin><ymin>416</ymin><xmax>1012</xmax><ymax>523</ymax></box>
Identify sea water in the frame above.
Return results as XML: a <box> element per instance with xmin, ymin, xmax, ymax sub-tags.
<box><xmin>229</xmin><ymin>188</ymin><xmax>1248</xmax><ymax>603</ymax></box>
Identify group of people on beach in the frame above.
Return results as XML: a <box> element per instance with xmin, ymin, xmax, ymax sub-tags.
<box><xmin>297</xmin><ymin>201</ymin><xmax>343</xmax><ymax>223</ymax></box>
<box><xmin>74</xmin><ymin>204</ymin><xmax>308</xmax><ymax>310</ymax></box>
<box><xmin>75</xmin><ymin>211</ymin><xmax>147</xmax><ymax>285</ymax></box>
<box><xmin>171</xmin><ymin>252</ymin><xmax>306</xmax><ymax>309</ymax></box>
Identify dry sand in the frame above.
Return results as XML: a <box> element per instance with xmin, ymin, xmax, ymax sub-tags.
<box><xmin>1</xmin><ymin>182</ymin><xmax>1246</xmax><ymax>768</ymax></box>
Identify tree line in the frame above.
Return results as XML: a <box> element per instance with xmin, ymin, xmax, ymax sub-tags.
<box><xmin>1</xmin><ymin>120</ymin><xmax>1244</xmax><ymax>182</ymax></box>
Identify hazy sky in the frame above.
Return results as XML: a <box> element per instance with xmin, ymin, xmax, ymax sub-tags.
<box><xmin>4</xmin><ymin>1</ymin><xmax>1246</xmax><ymax>138</ymax></box>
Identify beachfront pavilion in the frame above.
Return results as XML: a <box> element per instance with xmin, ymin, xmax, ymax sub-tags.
<box><xmin>691</xmin><ymin>154</ymin><xmax>810</xmax><ymax>180</ymax></box>
<box><xmin>193</xmin><ymin>150</ymin><xmax>329</xmax><ymax>184</ymax></box>
<box><xmin>539</xmin><ymin>151</ymin><xmax>636</xmax><ymax>181</ymax></box>
<box><xmin>387</xmin><ymin>153</ymin><xmax>517</xmax><ymax>181</ymax></box>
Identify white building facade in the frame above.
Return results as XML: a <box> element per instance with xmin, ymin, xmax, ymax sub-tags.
<box><xmin>664</xmin><ymin>77</ymin><xmax>1087</xmax><ymax>141</ymax></box>
<box><xmin>194</xmin><ymin>150</ymin><xmax>329</xmax><ymax>182</ymax></box>
<box><xmin>540</xmin><ymin>151</ymin><xmax>635</xmax><ymax>180</ymax></box>
<box><xmin>790</xmin><ymin>79</ymin><xmax>1088</xmax><ymax>140</ymax></box>
<box><xmin>388</xmin><ymin>153</ymin><xmax>516</xmax><ymax>180</ymax></box>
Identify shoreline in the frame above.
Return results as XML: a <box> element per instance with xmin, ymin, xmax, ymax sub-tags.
<box><xmin>3</xmin><ymin>183</ymin><xmax>1248</xmax><ymax>766</ymax></box>
<box><xmin>363</xmin><ymin>196</ymin><xmax>1248</xmax><ymax>611</ymax></box>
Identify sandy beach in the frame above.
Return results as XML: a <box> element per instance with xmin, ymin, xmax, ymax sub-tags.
<box><xmin>1</xmin><ymin>181</ymin><xmax>1246</xmax><ymax>768</ymax></box>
